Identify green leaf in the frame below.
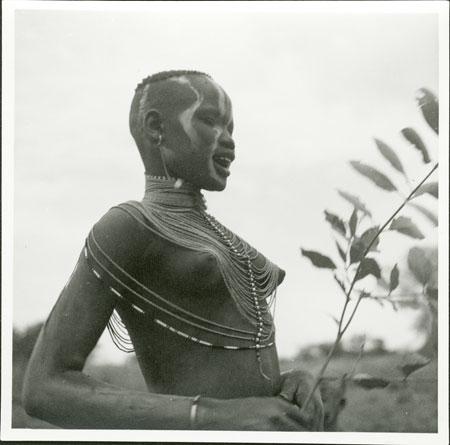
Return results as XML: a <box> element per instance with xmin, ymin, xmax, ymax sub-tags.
<box><xmin>337</xmin><ymin>190</ymin><xmax>372</xmax><ymax>217</ymax></box>
<box><xmin>352</xmin><ymin>373</ymin><xmax>390</xmax><ymax>389</ymax></box>
<box><xmin>401</xmin><ymin>127</ymin><xmax>431</xmax><ymax>164</ymax></box>
<box><xmin>350</xmin><ymin>238</ymin><xmax>365</xmax><ymax>264</ymax></box>
<box><xmin>301</xmin><ymin>248</ymin><xmax>336</xmax><ymax>269</ymax></box>
<box><xmin>407</xmin><ymin>247</ymin><xmax>433</xmax><ymax>285</ymax></box>
<box><xmin>360</xmin><ymin>226</ymin><xmax>380</xmax><ymax>252</ymax></box>
<box><xmin>350</xmin><ymin>161</ymin><xmax>397</xmax><ymax>191</ymax></box>
<box><xmin>417</xmin><ymin>88</ymin><xmax>438</xmax><ymax>134</ymax></box>
<box><xmin>335</xmin><ymin>241</ymin><xmax>347</xmax><ymax>262</ymax></box>
<box><xmin>398</xmin><ymin>355</ymin><xmax>431</xmax><ymax>380</ymax></box>
<box><xmin>355</xmin><ymin>257</ymin><xmax>381</xmax><ymax>281</ymax></box>
<box><xmin>324</xmin><ymin>211</ymin><xmax>346</xmax><ymax>237</ymax></box>
<box><xmin>349</xmin><ymin>208</ymin><xmax>358</xmax><ymax>236</ymax></box>
<box><xmin>389</xmin><ymin>264</ymin><xmax>399</xmax><ymax>294</ymax></box>
<box><xmin>390</xmin><ymin>216</ymin><xmax>425</xmax><ymax>239</ymax></box>
<box><xmin>349</xmin><ymin>227</ymin><xmax>380</xmax><ymax>264</ymax></box>
<box><xmin>374</xmin><ymin>138</ymin><xmax>405</xmax><ymax>174</ymax></box>
<box><xmin>413</xmin><ymin>181</ymin><xmax>438</xmax><ymax>199</ymax></box>
<box><xmin>408</xmin><ymin>202</ymin><xmax>438</xmax><ymax>226</ymax></box>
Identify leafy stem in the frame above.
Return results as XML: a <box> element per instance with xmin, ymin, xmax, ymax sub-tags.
<box><xmin>299</xmin><ymin>162</ymin><xmax>438</xmax><ymax>415</ymax></box>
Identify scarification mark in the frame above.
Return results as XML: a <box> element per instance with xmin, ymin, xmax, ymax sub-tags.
<box><xmin>173</xmin><ymin>76</ymin><xmax>204</xmax><ymax>148</ymax></box>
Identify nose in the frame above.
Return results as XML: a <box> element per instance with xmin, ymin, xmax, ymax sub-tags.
<box><xmin>219</xmin><ymin>129</ymin><xmax>235</xmax><ymax>150</ymax></box>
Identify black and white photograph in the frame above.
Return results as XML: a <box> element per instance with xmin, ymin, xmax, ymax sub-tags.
<box><xmin>1</xmin><ymin>1</ymin><xmax>449</xmax><ymax>443</ymax></box>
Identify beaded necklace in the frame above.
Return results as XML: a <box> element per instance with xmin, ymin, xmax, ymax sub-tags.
<box><xmin>89</xmin><ymin>176</ymin><xmax>281</xmax><ymax>379</ymax></box>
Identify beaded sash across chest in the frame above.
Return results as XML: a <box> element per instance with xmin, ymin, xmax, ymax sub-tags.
<box><xmin>86</xmin><ymin>176</ymin><xmax>280</xmax><ymax>378</ymax></box>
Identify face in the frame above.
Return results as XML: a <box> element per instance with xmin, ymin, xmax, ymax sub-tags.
<box><xmin>161</xmin><ymin>76</ymin><xmax>235</xmax><ymax>191</ymax></box>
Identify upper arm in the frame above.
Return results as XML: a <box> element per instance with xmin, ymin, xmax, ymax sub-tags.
<box><xmin>27</xmin><ymin>207</ymin><xmax>145</xmax><ymax>375</ymax></box>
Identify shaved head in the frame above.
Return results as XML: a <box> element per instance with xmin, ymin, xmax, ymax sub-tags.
<box><xmin>129</xmin><ymin>70</ymin><xmax>212</xmax><ymax>150</ymax></box>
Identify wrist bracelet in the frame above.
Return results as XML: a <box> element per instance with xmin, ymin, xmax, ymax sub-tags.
<box><xmin>189</xmin><ymin>395</ymin><xmax>201</xmax><ymax>430</ymax></box>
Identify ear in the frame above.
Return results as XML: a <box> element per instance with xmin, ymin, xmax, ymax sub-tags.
<box><xmin>143</xmin><ymin>109</ymin><xmax>163</xmax><ymax>142</ymax></box>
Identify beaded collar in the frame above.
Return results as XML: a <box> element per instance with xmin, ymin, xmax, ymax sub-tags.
<box><xmin>142</xmin><ymin>175</ymin><xmax>207</xmax><ymax>211</ymax></box>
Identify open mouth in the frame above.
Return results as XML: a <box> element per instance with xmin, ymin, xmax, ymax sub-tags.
<box><xmin>213</xmin><ymin>156</ymin><xmax>233</xmax><ymax>177</ymax></box>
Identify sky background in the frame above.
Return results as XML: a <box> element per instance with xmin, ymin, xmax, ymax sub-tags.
<box><xmin>12</xmin><ymin>4</ymin><xmax>441</xmax><ymax>362</ymax></box>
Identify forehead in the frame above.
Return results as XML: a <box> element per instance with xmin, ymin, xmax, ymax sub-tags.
<box><xmin>173</xmin><ymin>75</ymin><xmax>232</xmax><ymax>115</ymax></box>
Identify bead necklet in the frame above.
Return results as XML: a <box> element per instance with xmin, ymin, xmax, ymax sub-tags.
<box><xmin>88</xmin><ymin>175</ymin><xmax>281</xmax><ymax>379</ymax></box>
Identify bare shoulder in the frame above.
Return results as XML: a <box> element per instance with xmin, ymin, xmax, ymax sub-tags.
<box><xmin>89</xmin><ymin>202</ymin><xmax>160</xmax><ymax>268</ymax></box>
<box><xmin>92</xmin><ymin>203</ymin><xmax>148</xmax><ymax>247</ymax></box>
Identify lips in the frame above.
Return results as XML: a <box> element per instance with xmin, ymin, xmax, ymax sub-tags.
<box><xmin>213</xmin><ymin>153</ymin><xmax>234</xmax><ymax>177</ymax></box>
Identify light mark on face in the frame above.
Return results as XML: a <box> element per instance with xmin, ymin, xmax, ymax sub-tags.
<box><xmin>172</xmin><ymin>76</ymin><xmax>204</xmax><ymax>149</ymax></box>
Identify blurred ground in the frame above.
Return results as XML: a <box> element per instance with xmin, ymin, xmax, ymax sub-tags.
<box><xmin>13</xmin><ymin>342</ymin><xmax>437</xmax><ymax>432</ymax></box>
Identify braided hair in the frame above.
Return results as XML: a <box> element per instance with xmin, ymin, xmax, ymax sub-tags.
<box><xmin>135</xmin><ymin>70</ymin><xmax>211</xmax><ymax>92</ymax></box>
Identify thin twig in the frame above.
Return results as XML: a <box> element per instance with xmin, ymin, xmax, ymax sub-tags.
<box><xmin>341</xmin><ymin>295</ymin><xmax>363</xmax><ymax>335</ymax></box>
<box><xmin>348</xmin><ymin>339</ymin><xmax>365</xmax><ymax>379</ymax></box>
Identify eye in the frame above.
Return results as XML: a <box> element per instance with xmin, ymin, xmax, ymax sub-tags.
<box><xmin>201</xmin><ymin>116</ymin><xmax>216</xmax><ymax>126</ymax></box>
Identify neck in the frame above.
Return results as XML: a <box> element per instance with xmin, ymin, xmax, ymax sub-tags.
<box><xmin>142</xmin><ymin>175</ymin><xmax>206</xmax><ymax>211</ymax></box>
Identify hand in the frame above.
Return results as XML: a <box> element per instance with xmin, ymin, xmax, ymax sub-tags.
<box><xmin>197</xmin><ymin>396</ymin><xmax>311</xmax><ymax>431</ymax></box>
<box><xmin>279</xmin><ymin>369</ymin><xmax>324</xmax><ymax>431</ymax></box>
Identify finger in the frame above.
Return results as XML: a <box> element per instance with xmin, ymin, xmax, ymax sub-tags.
<box><xmin>295</xmin><ymin>391</ymin><xmax>315</xmax><ymax>422</ymax></box>
<box><xmin>317</xmin><ymin>408</ymin><xmax>325</xmax><ymax>431</ymax></box>
<box><xmin>279</xmin><ymin>375</ymin><xmax>298</xmax><ymax>403</ymax></box>
<box><xmin>278</xmin><ymin>393</ymin><xmax>291</xmax><ymax>403</ymax></box>
<box><xmin>306</xmin><ymin>392</ymin><xmax>323</xmax><ymax>431</ymax></box>
<box><xmin>310</xmin><ymin>401</ymin><xmax>321</xmax><ymax>431</ymax></box>
<box><xmin>296</xmin><ymin>386</ymin><xmax>322</xmax><ymax>411</ymax></box>
<box><xmin>282</xmin><ymin>402</ymin><xmax>313</xmax><ymax>430</ymax></box>
<box><xmin>295</xmin><ymin>392</ymin><xmax>323</xmax><ymax>431</ymax></box>
<box><xmin>314</xmin><ymin>390</ymin><xmax>325</xmax><ymax>430</ymax></box>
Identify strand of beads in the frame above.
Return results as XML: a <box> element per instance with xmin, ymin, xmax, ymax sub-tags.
<box><xmin>202</xmin><ymin>211</ymin><xmax>271</xmax><ymax>380</ymax></box>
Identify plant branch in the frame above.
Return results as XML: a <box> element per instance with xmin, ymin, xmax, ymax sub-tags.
<box><xmin>299</xmin><ymin>162</ymin><xmax>438</xmax><ymax>416</ymax></box>
<box><xmin>341</xmin><ymin>295</ymin><xmax>363</xmax><ymax>335</ymax></box>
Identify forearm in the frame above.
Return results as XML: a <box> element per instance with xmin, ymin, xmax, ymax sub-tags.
<box><xmin>23</xmin><ymin>369</ymin><xmax>194</xmax><ymax>429</ymax></box>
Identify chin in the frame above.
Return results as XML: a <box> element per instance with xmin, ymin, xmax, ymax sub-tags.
<box><xmin>201</xmin><ymin>177</ymin><xmax>228</xmax><ymax>192</ymax></box>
